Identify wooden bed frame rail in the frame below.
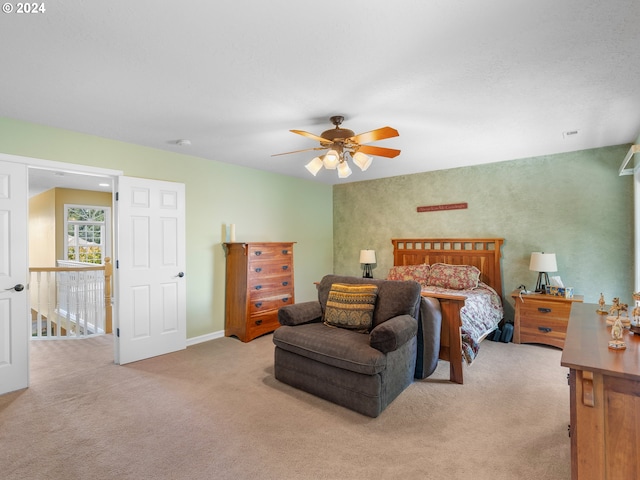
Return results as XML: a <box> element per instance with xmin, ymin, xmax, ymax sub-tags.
<box><xmin>392</xmin><ymin>238</ymin><xmax>504</xmax><ymax>384</ymax></box>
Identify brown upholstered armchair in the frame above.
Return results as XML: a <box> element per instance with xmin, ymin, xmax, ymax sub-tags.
<box><xmin>273</xmin><ymin>274</ymin><xmax>441</xmax><ymax>417</ymax></box>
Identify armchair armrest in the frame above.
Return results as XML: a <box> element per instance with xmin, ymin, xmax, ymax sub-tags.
<box><xmin>278</xmin><ymin>301</ymin><xmax>323</xmax><ymax>326</ymax></box>
<box><xmin>369</xmin><ymin>314</ymin><xmax>418</xmax><ymax>354</ymax></box>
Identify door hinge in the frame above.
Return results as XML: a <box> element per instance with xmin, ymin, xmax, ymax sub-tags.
<box><xmin>115</xmin><ymin>191</ymin><xmax>119</xmax><ymax>201</ymax></box>
<box><xmin>116</xmin><ymin>328</ymin><xmax>120</xmax><ymax>337</ymax></box>
<box><xmin>116</xmin><ymin>260</ymin><xmax>119</xmax><ymax>269</ymax></box>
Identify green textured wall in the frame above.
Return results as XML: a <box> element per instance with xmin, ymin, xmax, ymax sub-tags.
<box><xmin>333</xmin><ymin>145</ymin><xmax>633</xmax><ymax>318</ymax></box>
<box><xmin>0</xmin><ymin>117</ymin><xmax>334</xmax><ymax>339</ymax></box>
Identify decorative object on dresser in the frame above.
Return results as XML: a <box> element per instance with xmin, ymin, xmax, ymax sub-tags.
<box><xmin>608</xmin><ymin>315</ymin><xmax>626</xmax><ymax>349</ymax></box>
<box><xmin>528</xmin><ymin>252</ymin><xmax>557</xmax><ymax>293</ymax></box>
<box><xmin>597</xmin><ymin>292</ymin><xmax>607</xmax><ymax>314</ymax></box>
<box><xmin>511</xmin><ymin>290</ymin><xmax>583</xmax><ymax>349</ymax></box>
<box><xmin>562</xmin><ymin>302</ymin><xmax>640</xmax><ymax>479</ymax></box>
<box><xmin>223</xmin><ymin>242</ymin><xmax>295</xmax><ymax>342</ymax></box>
<box><xmin>606</xmin><ymin>296</ymin><xmax>630</xmax><ymax>326</ymax></box>
<box><xmin>359</xmin><ymin>249</ymin><xmax>376</xmax><ymax>278</ymax></box>
<box><xmin>391</xmin><ymin>238</ymin><xmax>504</xmax><ymax>385</ymax></box>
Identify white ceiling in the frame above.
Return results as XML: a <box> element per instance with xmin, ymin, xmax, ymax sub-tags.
<box><xmin>28</xmin><ymin>167</ymin><xmax>113</xmax><ymax>197</ymax></box>
<box><xmin>2</xmin><ymin>0</ymin><xmax>639</xmax><ymax>186</ymax></box>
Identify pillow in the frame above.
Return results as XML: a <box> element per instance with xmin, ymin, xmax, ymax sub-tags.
<box><xmin>428</xmin><ymin>263</ymin><xmax>481</xmax><ymax>290</ymax></box>
<box><xmin>387</xmin><ymin>264</ymin><xmax>430</xmax><ymax>286</ymax></box>
<box><xmin>324</xmin><ymin>283</ymin><xmax>379</xmax><ymax>333</ymax></box>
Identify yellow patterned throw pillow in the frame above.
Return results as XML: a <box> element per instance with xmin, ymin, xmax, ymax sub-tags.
<box><xmin>324</xmin><ymin>283</ymin><xmax>379</xmax><ymax>333</ymax></box>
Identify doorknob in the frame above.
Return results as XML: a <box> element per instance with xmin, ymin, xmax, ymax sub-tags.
<box><xmin>5</xmin><ymin>284</ymin><xmax>24</xmax><ymax>292</ymax></box>
<box><xmin>175</xmin><ymin>272</ymin><xmax>185</xmax><ymax>278</ymax></box>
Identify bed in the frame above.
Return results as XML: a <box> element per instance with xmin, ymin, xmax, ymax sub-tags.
<box><xmin>391</xmin><ymin>238</ymin><xmax>504</xmax><ymax>384</ymax></box>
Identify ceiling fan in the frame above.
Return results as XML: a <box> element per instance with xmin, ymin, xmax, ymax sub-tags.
<box><xmin>272</xmin><ymin>116</ymin><xmax>400</xmax><ymax>178</ymax></box>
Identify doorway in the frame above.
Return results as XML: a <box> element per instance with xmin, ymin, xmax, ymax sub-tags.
<box><xmin>28</xmin><ymin>168</ymin><xmax>115</xmax><ymax>340</ymax></box>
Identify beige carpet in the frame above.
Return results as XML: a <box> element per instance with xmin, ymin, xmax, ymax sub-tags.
<box><xmin>0</xmin><ymin>334</ymin><xmax>570</xmax><ymax>479</ymax></box>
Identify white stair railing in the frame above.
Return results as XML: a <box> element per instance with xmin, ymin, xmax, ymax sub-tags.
<box><xmin>29</xmin><ymin>258</ymin><xmax>113</xmax><ymax>339</ymax></box>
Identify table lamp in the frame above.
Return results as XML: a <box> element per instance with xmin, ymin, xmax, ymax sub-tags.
<box><xmin>359</xmin><ymin>250</ymin><xmax>376</xmax><ymax>278</ymax></box>
<box><xmin>529</xmin><ymin>252</ymin><xmax>557</xmax><ymax>293</ymax></box>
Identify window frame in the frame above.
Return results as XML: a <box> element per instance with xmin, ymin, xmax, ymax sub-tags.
<box><xmin>63</xmin><ymin>203</ymin><xmax>111</xmax><ymax>265</ymax></box>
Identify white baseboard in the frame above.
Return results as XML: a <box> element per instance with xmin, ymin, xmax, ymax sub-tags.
<box><xmin>186</xmin><ymin>330</ymin><xmax>225</xmax><ymax>347</ymax></box>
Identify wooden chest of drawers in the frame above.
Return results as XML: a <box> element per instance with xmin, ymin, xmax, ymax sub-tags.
<box><xmin>511</xmin><ymin>290</ymin><xmax>583</xmax><ymax>348</ymax></box>
<box><xmin>223</xmin><ymin>242</ymin><xmax>295</xmax><ymax>342</ymax></box>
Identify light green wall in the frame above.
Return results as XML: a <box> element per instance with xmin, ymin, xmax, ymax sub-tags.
<box><xmin>0</xmin><ymin>117</ymin><xmax>334</xmax><ymax>339</ymax></box>
<box><xmin>333</xmin><ymin>145</ymin><xmax>633</xmax><ymax>319</ymax></box>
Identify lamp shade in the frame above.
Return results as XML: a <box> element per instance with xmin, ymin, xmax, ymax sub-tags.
<box><xmin>359</xmin><ymin>250</ymin><xmax>376</xmax><ymax>264</ymax></box>
<box><xmin>305</xmin><ymin>156</ymin><xmax>324</xmax><ymax>176</ymax></box>
<box><xmin>323</xmin><ymin>150</ymin><xmax>339</xmax><ymax>169</ymax></box>
<box><xmin>337</xmin><ymin>161</ymin><xmax>352</xmax><ymax>178</ymax></box>
<box><xmin>352</xmin><ymin>151</ymin><xmax>373</xmax><ymax>171</ymax></box>
<box><xmin>529</xmin><ymin>252</ymin><xmax>557</xmax><ymax>272</ymax></box>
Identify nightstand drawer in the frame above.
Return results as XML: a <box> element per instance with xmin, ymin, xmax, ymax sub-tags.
<box><xmin>519</xmin><ymin>317</ymin><xmax>568</xmax><ymax>348</ymax></box>
<box><xmin>519</xmin><ymin>301</ymin><xmax>572</xmax><ymax>322</ymax></box>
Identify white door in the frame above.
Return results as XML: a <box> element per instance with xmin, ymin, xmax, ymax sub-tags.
<box><xmin>0</xmin><ymin>161</ymin><xmax>29</xmax><ymax>395</ymax></box>
<box><xmin>115</xmin><ymin>176</ymin><xmax>186</xmax><ymax>364</ymax></box>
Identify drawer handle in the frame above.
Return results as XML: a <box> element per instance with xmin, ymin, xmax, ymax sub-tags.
<box><xmin>255</xmin><ymin>285</ymin><xmax>262</xmax><ymax>290</ymax></box>
<box><xmin>255</xmin><ymin>319</ymin><xmax>263</xmax><ymax>326</ymax></box>
<box><xmin>282</xmin><ymin>281</ymin><xmax>288</xmax><ymax>286</ymax></box>
<box><xmin>538</xmin><ymin>307</ymin><xmax>552</xmax><ymax>313</ymax></box>
<box><xmin>282</xmin><ymin>250</ymin><xmax>290</xmax><ymax>255</ymax></box>
<box><xmin>538</xmin><ymin>326</ymin><xmax>552</xmax><ymax>333</ymax></box>
<box><xmin>255</xmin><ymin>267</ymin><xmax>262</xmax><ymax>273</ymax></box>
<box><xmin>254</xmin><ymin>251</ymin><xmax>262</xmax><ymax>256</ymax></box>
<box><xmin>255</xmin><ymin>302</ymin><xmax>263</xmax><ymax>308</ymax></box>
<box><xmin>282</xmin><ymin>297</ymin><xmax>289</xmax><ymax>302</ymax></box>
<box><xmin>282</xmin><ymin>265</ymin><xmax>289</xmax><ymax>270</ymax></box>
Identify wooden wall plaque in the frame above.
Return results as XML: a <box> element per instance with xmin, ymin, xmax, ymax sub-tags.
<box><xmin>417</xmin><ymin>203</ymin><xmax>468</xmax><ymax>213</ymax></box>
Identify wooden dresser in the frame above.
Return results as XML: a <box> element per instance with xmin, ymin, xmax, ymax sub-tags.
<box><xmin>511</xmin><ymin>290</ymin><xmax>583</xmax><ymax>348</ymax></box>
<box><xmin>561</xmin><ymin>302</ymin><xmax>640</xmax><ymax>479</ymax></box>
<box><xmin>223</xmin><ymin>242</ymin><xmax>295</xmax><ymax>342</ymax></box>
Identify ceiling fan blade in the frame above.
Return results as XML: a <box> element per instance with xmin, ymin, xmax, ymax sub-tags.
<box><xmin>290</xmin><ymin>129</ymin><xmax>331</xmax><ymax>144</ymax></box>
<box><xmin>349</xmin><ymin>126</ymin><xmax>399</xmax><ymax>145</ymax></box>
<box><xmin>356</xmin><ymin>145</ymin><xmax>401</xmax><ymax>158</ymax></box>
<box><xmin>271</xmin><ymin>146</ymin><xmax>328</xmax><ymax>157</ymax></box>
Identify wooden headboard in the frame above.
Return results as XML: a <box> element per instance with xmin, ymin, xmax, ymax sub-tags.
<box><xmin>391</xmin><ymin>238</ymin><xmax>505</xmax><ymax>298</ymax></box>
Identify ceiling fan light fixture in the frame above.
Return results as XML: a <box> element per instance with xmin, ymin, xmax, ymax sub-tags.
<box><xmin>337</xmin><ymin>161</ymin><xmax>352</xmax><ymax>178</ymax></box>
<box><xmin>323</xmin><ymin>150</ymin><xmax>340</xmax><ymax>169</ymax></box>
<box><xmin>352</xmin><ymin>151</ymin><xmax>373</xmax><ymax>171</ymax></box>
<box><xmin>274</xmin><ymin>116</ymin><xmax>400</xmax><ymax>179</ymax></box>
<box><xmin>305</xmin><ymin>156</ymin><xmax>324</xmax><ymax>176</ymax></box>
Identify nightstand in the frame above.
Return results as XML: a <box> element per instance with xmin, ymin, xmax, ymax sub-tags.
<box><xmin>511</xmin><ymin>290</ymin><xmax>584</xmax><ymax>349</ymax></box>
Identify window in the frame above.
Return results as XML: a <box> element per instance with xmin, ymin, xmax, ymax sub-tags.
<box><xmin>64</xmin><ymin>205</ymin><xmax>111</xmax><ymax>264</ymax></box>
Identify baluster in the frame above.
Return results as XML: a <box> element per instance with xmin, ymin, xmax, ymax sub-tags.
<box><xmin>61</xmin><ymin>270</ymin><xmax>70</xmax><ymax>338</ymax></box>
<box><xmin>88</xmin><ymin>271</ymin><xmax>94</xmax><ymax>335</ymax></box>
<box><xmin>34</xmin><ymin>271</ymin><xmax>41</xmax><ymax>338</ymax></box>
<box><xmin>78</xmin><ymin>270</ymin><xmax>85</xmax><ymax>337</ymax></box>
<box><xmin>47</xmin><ymin>271</ymin><xmax>55</xmax><ymax>338</ymax></box>
<box><xmin>99</xmin><ymin>268</ymin><xmax>106</xmax><ymax>334</ymax></box>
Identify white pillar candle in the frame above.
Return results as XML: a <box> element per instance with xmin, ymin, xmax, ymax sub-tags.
<box><xmin>230</xmin><ymin>224</ymin><xmax>236</xmax><ymax>242</ymax></box>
